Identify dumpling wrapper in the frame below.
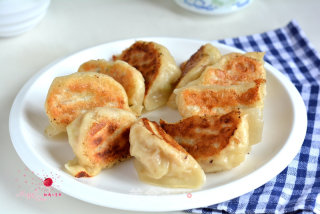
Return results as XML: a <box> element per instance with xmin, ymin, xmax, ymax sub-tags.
<box><xmin>167</xmin><ymin>43</ymin><xmax>221</xmax><ymax>108</ymax></box>
<box><xmin>161</xmin><ymin>111</ymin><xmax>250</xmax><ymax>172</ymax></box>
<box><xmin>114</xmin><ymin>41</ymin><xmax>181</xmax><ymax>111</ymax></box>
<box><xmin>129</xmin><ymin>118</ymin><xmax>205</xmax><ymax>189</ymax></box>
<box><xmin>78</xmin><ymin>59</ymin><xmax>145</xmax><ymax>115</ymax></box>
<box><xmin>175</xmin><ymin>81</ymin><xmax>265</xmax><ymax>146</ymax></box>
<box><xmin>65</xmin><ymin>107</ymin><xmax>136</xmax><ymax>177</ymax></box>
<box><xmin>189</xmin><ymin>52</ymin><xmax>266</xmax><ymax>87</ymax></box>
<box><xmin>176</xmin><ymin>52</ymin><xmax>266</xmax><ymax>145</ymax></box>
<box><xmin>45</xmin><ymin>72</ymin><xmax>130</xmax><ymax>137</ymax></box>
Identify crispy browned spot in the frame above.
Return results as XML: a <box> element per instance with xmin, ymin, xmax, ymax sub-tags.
<box><xmin>46</xmin><ymin>73</ymin><xmax>128</xmax><ymax>127</ymax></box>
<box><xmin>84</xmin><ymin>119</ymin><xmax>131</xmax><ymax>165</ymax></box>
<box><xmin>202</xmin><ymin>55</ymin><xmax>264</xmax><ymax>85</ymax></box>
<box><xmin>81</xmin><ymin>62</ymin><xmax>101</xmax><ymax>72</ymax></box>
<box><xmin>75</xmin><ymin>171</ymin><xmax>90</xmax><ymax>178</ymax></box>
<box><xmin>106</xmin><ymin>62</ymin><xmax>134</xmax><ymax>96</ymax></box>
<box><xmin>222</xmin><ymin>55</ymin><xmax>263</xmax><ymax>82</ymax></box>
<box><xmin>82</xmin><ymin>63</ymin><xmax>97</xmax><ymax>71</ymax></box>
<box><xmin>113</xmin><ymin>41</ymin><xmax>161</xmax><ymax>94</ymax></box>
<box><xmin>160</xmin><ymin>111</ymin><xmax>241</xmax><ymax>159</ymax></box>
<box><xmin>94</xmin><ymin>128</ymin><xmax>131</xmax><ymax>164</ymax></box>
<box><xmin>90</xmin><ymin>122</ymin><xmax>106</xmax><ymax>136</ymax></box>
<box><xmin>141</xmin><ymin>118</ymin><xmax>187</xmax><ymax>154</ymax></box>
<box><xmin>183</xmin><ymin>81</ymin><xmax>264</xmax><ymax>109</ymax></box>
<box><xmin>225</xmin><ymin>55</ymin><xmax>258</xmax><ymax>74</ymax></box>
<box><xmin>78</xmin><ymin>59</ymin><xmax>110</xmax><ymax>73</ymax></box>
<box><xmin>79</xmin><ymin>61</ymin><xmax>136</xmax><ymax>99</ymax></box>
<box><xmin>180</xmin><ymin>61</ymin><xmax>187</xmax><ymax>72</ymax></box>
<box><xmin>88</xmin><ymin>121</ymin><xmax>112</xmax><ymax>147</ymax></box>
<box><xmin>107</xmin><ymin>123</ymin><xmax>119</xmax><ymax>134</ymax></box>
<box><xmin>180</xmin><ymin>45</ymin><xmax>207</xmax><ymax>78</ymax></box>
<box><xmin>93</xmin><ymin>137</ymin><xmax>103</xmax><ymax>145</ymax></box>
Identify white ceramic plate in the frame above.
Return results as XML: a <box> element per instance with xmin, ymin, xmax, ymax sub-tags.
<box><xmin>9</xmin><ymin>38</ymin><xmax>307</xmax><ymax>212</ymax></box>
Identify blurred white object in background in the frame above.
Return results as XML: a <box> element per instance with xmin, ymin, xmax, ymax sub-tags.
<box><xmin>175</xmin><ymin>0</ymin><xmax>253</xmax><ymax>15</ymax></box>
<box><xmin>0</xmin><ymin>0</ymin><xmax>50</xmax><ymax>37</ymax></box>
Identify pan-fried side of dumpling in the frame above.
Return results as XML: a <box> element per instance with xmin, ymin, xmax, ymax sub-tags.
<box><xmin>129</xmin><ymin>118</ymin><xmax>205</xmax><ymax>189</ymax></box>
<box><xmin>175</xmin><ymin>80</ymin><xmax>265</xmax><ymax>117</ymax></box>
<box><xmin>175</xmin><ymin>80</ymin><xmax>265</xmax><ymax>145</ymax></box>
<box><xmin>179</xmin><ymin>52</ymin><xmax>266</xmax><ymax>145</ymax></box>
<box><xmin>113</xmin><ymin>41</ymin><xmax>181</xmax><ymax>111</ymax></box>
<box><xmin>160</xmin><ymin>111</ymin><xmax>250</xmax><ymax>173</ymax></box>
<box><xmin>78</xmin><ymin>59</ymin><xmax>111</xmax><ymax>73</ymax></box>
<box><xmin>65</xmin><ymin>107</ymin><xmax>137</xmax><ymax>177</ymax></box>
<box><xmin>167</xmin><ymin>43</ymin><xmax>221</xmax><ymax>108</ymax></box>
<box><xmin>45</xmin><ymin>72</ymin><xmax>130</xmax><ymax>137</ymax></box>
<box><xmin>189</xmin><ymin>52</ymin><xmax>266</xmax><ymax>86</ymax></box>
<box><xmin>78</xmin><ymin>59</ymin><xmax>145</xmax><ymax>115</ymax></box>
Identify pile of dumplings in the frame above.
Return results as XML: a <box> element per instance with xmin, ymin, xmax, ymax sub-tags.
<box><xmin>44</xmin><ymin>41</ymin><xmax>266</xmax><ymax>189</ymax></box>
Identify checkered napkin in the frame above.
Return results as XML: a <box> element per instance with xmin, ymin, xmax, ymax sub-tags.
<box><xmin>186</xmin><ymin>20</ymin><xmax>320</xmax><ymax>214</ymax></box>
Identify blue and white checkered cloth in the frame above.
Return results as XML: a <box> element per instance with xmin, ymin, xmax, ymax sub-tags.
<box><xmin>187</xmin><ymin>20</ymin><xmax>320</xmax><ymax>214</ymax></box>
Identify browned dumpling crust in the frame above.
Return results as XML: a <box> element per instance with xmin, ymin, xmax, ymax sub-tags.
<box><xmin>77</xmin><ymin>59</ymin><xmax>111</xmax><ymax>73</ymax></box>
<box><xmin>65</xmin><ymin>107</ymin><xmax>137</xmax><ymax>177</ymax></box>
<box><xmin>176</xmin><ymin>79</ymin><xmax>265</xmax><ymax>117</ymax></box>
<box><xmin>45</xmin><ymin>72</ymin><xmax>130</xmax><ymax>136</ymax></box>
<box><xmin>190</xmin><ymin>52</ymin><xmax>266</xmax><ymax>86</ymax></box>
<box><xmin>78</xmin><ymin>59</ymin><xmax>145</xmax><ymax>115</ymax></box>
<box><xmin>160</xmin><ymin>110</ymin><xmax>250</xmax><ymax>172</ymax></box>
<box><xmin>113</xmin><ymin>41</ymin><xmax>181</xmax><ymax>111</ymax></box>
<box><xmin>175</xmin><ymin>52</ymin><xmax>266</xmax><ymax>145</ymax></box>
<box><xmin>167</xmin><ymin>43</ymin><xmax>221</xmax><ymax>108</ymax></box>
<box><xmin>129</xmin><ymin>118</ymin><xmax>205</xmax><ymax>188</ymax></box>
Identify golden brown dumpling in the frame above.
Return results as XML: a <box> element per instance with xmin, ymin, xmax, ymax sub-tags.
<box><xmin>175</xmin><ymin>80</ymin><xmax>265</xmax><ymax>117</ymax></box>
<box><xmin>65</xmin><ymin>107</ymin><xmax>136</xmax><ymax>177</ymax></box>
<box><xmin>160</xmin><ymin>111</ymin><xmax>250</xmax><ymax>172</ymax></box>
<box><xmin>77</xmin><ymin>59</ymin><xmax>111</xmax><ymax>73</ymax></box>
<box><xmin>78</xmin><ymin>59</ymin><xmax>145</xmax><ymax>115</ymax></box>
<box><xmin>129</xmin><ymin>118</ymin><xmax>205</xmax><ymax>188</ymax></box>
<box><xmin>175</xmin><ymin>52</ymin><xmax>266</xmax><ymax>145</ymax></box>
<box><xmin>175</xmin><ymin>80</ymin><xmax>265</xmax><ymax>145</ymax></box>
<box><xmin>45</xmin><ymin>72</ymin><xmax>130</xmax><ymax>136</ymax></box>
<box><xmin>113</xmin><ymin>41</ymin><xmax>181</xmax><ymax>111</ymax></box>
<box><xmin>167</xmin><ymin>43</ymin><xmax>221</xmax><ymax>108</ymax></box>
<box><xmin>189</xmin><ymin>52</ymin><xmax>266</xmax><ymax>86</ymax></box>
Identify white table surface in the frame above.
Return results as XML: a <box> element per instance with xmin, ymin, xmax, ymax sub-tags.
<box><xmin>1</xmin><ymin>0</ymin><xmax>319</xmax><ymax>213</ymax></box>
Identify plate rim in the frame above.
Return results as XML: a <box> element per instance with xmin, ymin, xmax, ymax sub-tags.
<box><xmin>9</xmin><ymin>37</ymin><xmax>307</xmax><ymax>212</ymax></box>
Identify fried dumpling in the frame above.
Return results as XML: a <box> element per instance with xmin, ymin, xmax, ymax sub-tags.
<box><xmin>45</xmin><ymin>72</ymin><xmax>130</xmax><ymax>136</ymax></box>
<box><xmin>160</xmin><ymin>111</ymin><xmax>250</xmax><ymax>173</ymax></box>
<box><xmin>129</xmin><ymin>118</ymin><xmax>205</xmax><ymax>188</ymax></box>
<box><xmin>175</xmin><ymin>80</ymin><xmax>265</xmax><ymax>145</ymax></box>
<box><xmin>65</xmin><ymin>107</ymin><xmax>136</xmax><ymax>177</ymax></box>
<box><xmin>176</xmin><ymin>80</ymin><xmax>265</xmax><ymax>117</ymax></box>
<box><xmin>167</xmin><ymin>43</ymin><xmax>221</xmax><ymax>108</ymax></box>
<box><xmin>77</xmin><ymin>59</ymin><xmax>111</xmax><ymax>73</ymax></box>
<box><xmin>189</xmin><ymin>52</ymin><xmax>266</xmax><ymax>86</ymax></box>
<box><xmin>78</xmin><ymin>59</ymin><xmax>145</xmax><ymax>115</ymax></box>
<box><xmin>175</xmin><ymin>52</ymin><xmax>266</xmax><ymax>145</ymax></box>
<box><xmin>113</xmin><ymin>41</ymin><xmax>181</xmax><ymax>111</ymax></box>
